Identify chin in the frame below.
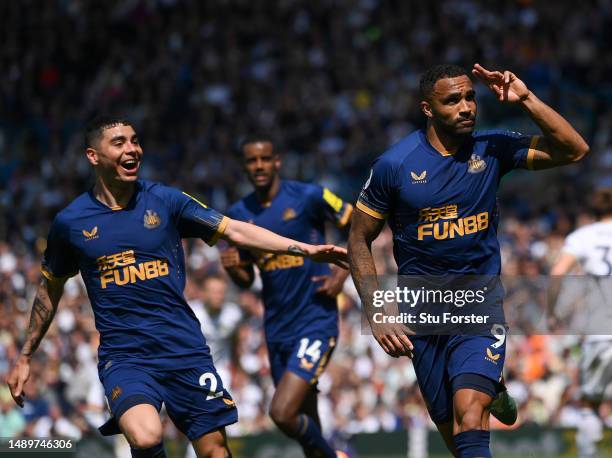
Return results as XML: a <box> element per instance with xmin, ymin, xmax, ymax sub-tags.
<box><xmin>454</xmin><ymin>126</ymin><xmax>475</xmax><ymax>136</ymax></box>
<box><xmin>116</xmin><ymin>174</ymin><xmax>139</xmax><ymax>182</ymax></box>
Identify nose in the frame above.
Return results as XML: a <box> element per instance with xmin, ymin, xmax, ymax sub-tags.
<box><xmin>459</xmin><ymin>100</ymin><xmax>472</xmax><ymax>118</ymax></box>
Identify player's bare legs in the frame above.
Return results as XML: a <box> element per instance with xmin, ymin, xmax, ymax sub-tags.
<box><xmin>269</xmin><ymin>371</ymin><xmax>336</xmax><ymax>458</ymax></box>
<box><xmin>453</xmin><ymin>389</ymin><xmax>491</xmax><ymax>432</ymax></box>
<box><xmin>191</xmin><ymin>428</ymin><xmax>232</xmax><ymax>458</ymax></box>
<box><xmin>452</xmin><ymin>388</ymin><xmax>493</xmax><ymax>457</ymax></box>
<box><xmin>433</xmin><ymin>421</ymin><xmax>459</xmax><ymax>457</ymax></box>
<box><xmin>119</xmin><ymin>404</ymin><xmax>165</xmax><ymax>455</ymax></box>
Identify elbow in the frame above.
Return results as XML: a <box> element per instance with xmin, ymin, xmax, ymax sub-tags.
<box><xmin>570</xmin><ymin>139</ymin><xmax>590</xmax><ymax>163</ymax></box>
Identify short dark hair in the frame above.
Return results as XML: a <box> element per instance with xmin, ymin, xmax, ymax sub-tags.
<box><xmin>238</xmin><ymin>133</ymin><xmax>277</xmax><ymax>155</ymax></box>
<box><xmin>419</xmin><ymin>64</ymin><xmax>470</xmax><ymax>100</ymax></box>
<box><xmin>85</xmin><ymin>115</ymin><xmax>132</xmax><ymax>148</ymax></box>
<box><xmin>592</xmin><ymin>187</ymin><xmax>612</xmax><ymax>217</ymax></box>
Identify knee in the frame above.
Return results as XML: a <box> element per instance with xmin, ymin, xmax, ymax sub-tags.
<box><xmin>195</xmin><ymin>442</ymin><xmax>228</xmax><ymax>458</ymax></box>
<box><xmin>269</xmin><ymin>401</ymin><xmax>294</xmax><ymax>430</ymax></box>
<box><xmin>457</xmin><ymin>407</ymin><xmax>485</xmax><ymax>432</ymax></box>
<box><xmin>125</xmin><ymin>423</ymin><xmax>163</xmax><ymax>449</ymax></box>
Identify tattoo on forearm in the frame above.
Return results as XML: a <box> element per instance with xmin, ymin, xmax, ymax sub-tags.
<box><xmin>288</xmin><ymin>244</ymin><xmax>306</xmax><ymax>256</ymax></box>
<box><xmin>22</xmin><ymin>296</ymin><xmax>56</xmax><ymax>357</ymax></box>
<box><xmin>348</xmin><ymin>240</ymin><xmax>379</xmax><ymax>320</ymax></box>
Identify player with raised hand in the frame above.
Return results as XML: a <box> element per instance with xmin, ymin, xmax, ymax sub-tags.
<box><xmin>549</xmin><ymin>186</ymin><xmax>612</xmax><ymax>458</ymax></box>
<box><xmin>349</xmin><ymin>64</ymin><xmax>589</xmax><ymax>458</ymax></box>
<box><xmin>6</xmin><ymin>116</ymin><xmax>347</xmax><ymax>458</ymax></box>
<box><xmin>221</xmin><ymin>134</ymin><xmax>352</xmax><ymax>458</ymax></box>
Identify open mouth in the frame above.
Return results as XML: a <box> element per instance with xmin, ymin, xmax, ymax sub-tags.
<box><xmin>120</xmin><ymin>158</ymin><xmax>140</xmax><ymax>173</ymax></box>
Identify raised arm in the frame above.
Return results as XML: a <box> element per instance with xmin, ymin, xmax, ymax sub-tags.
<box><xmin>222</xmin><ymin>218</ymin><xmax>348</xmax><ymax>269</ymax></box>
<box><xmin>348</xmin><ymin>208</ymin><xmax>412</xmax><ymax>356</ymax></box>
<box><xmin>7</xmin><ymin>276</ymin><xmax>66</xmax><ymax>406</ymax></box>
<box><xmin>472</xmin><ymin>63</ymin><xmax>590</xmax><ymax>169</ymax></box>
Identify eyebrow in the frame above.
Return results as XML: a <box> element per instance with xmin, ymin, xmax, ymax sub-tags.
<box><xmin>442</xmin><ymin>88</ymin><xmax>475</xmax><ymax>99</ymax></box>
<box><xmin>109</xmin><ymin>135</ymin><xmax>138</xmax><ymax>142</ymax></box>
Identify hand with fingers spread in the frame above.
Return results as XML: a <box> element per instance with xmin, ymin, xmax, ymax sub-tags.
<box><xmin>300</xmin><ymin>245</ymin><xmax>349</xmax><ymax>270</ymax></box>
<box><xmin>472</xmin><ymin>63</ymin><xmax>530</xmax><ymax>104</ymax></box>
<box><xmin>7</xmin><ymin>355</ymin><xmax>31</xmax><ymax>407</ymax></box>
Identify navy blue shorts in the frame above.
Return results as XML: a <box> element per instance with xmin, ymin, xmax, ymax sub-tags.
<box><xmin>411</xmin><ymin>330</ymin><xmax>506</xmax><ymax>424</ymax></box>
<box><xmin>99</xmin><ymin>359</ymin><xmax>238</xmax><ymax>441</ymax></box>
<box><xmin>267</xmin><ymin>334</ymin><xmax>337</xmax><ymax>386</ymax></box>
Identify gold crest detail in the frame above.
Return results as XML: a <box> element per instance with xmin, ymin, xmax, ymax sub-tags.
<box><xmin>486</xmin><ymin>348</ymin><xmax>500</xmax><ymax>362</ymax></box>
<box><xmin>467</xmin><ymin>154</ymin><xmax>487</xmax><ymax>174</ymax></box>
<box><xmin>111</xmin><ymin>386</ymin><xmax>122</xmax><ymax>401</ymax></box>
<box><xmin>282</xmin><ymin>208</ymin><xmax>297</xmax><ymax>221</ymax></box>
<box><xmin>222</xmin><ymin>398</ymin><xmax>236</xmax><ymax>407</ymax></box>
<box><xmin>144</xmin><ymin>210</ymin><xmax>161</xmax><ymax>229</ymax></box>
<box><xmin>300</xmin><ymin>358</ymin><xmax>315</xmax><ymax>370</ymax></box>
<box><xmin>410</xmin><ymin>171</ymin><xmax>427</xmax><ymax>183</ymax></box>
<box><xmin>83</xmin><ymin>226</ymin><xmax>99</xmax><ymax>241</ymax></box>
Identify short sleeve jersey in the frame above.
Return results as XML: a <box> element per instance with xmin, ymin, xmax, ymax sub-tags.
<box><xmin>227</xmin><ymin>180</ymin><xmax>352</xmax><ymax>342</ymax></box>
<box><xmin>357</xmin><ymin>129</ymin><xmax>539</xmax><ymax>275</ymax></box>
<box><xmin>562</xmin><ymin>221</ymin><xmax>612</xmax><ymax>276</ymax></box>
<box><xmin>42</xmin><ymin>181</ymin><xmax>227</xmax><ymax>370</ymax></box>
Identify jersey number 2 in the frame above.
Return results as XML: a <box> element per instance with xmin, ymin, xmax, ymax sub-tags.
<box><xmin>199</xmin><ymin>372</ymin><xmax>223</xmax><ymax>401</ymax></box>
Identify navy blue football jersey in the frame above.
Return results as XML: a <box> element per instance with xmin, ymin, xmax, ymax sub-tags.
<box><xmin>227</xmin><ymin>180</ymin><xmax>352</xmax><ymax>342</ymax></box>
<box><xmin>358</xmin><ymin>129</ymin><xmax>540</xmax><ymax>275</ymax></box>
<box><xmin>42</xmin><ymin>181</ymin><xmax>227</xmax><ymax>370</ymax></box>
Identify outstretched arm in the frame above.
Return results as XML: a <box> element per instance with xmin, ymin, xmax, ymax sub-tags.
<box><xmin>472</xmin><ymin>63</ymin><xmax>590</xmax><ymax>169</ymax></box>
<box><xmin>222</xmin><ymin>218</ymin><xmax>348</xmax><ymax>269</ymax></box>
<box><xmin>8</xmin><ymin>276</ymin><xmax>65</xmax><ymax>406</ymax></box>
<box><xmin>348</xmin><ymin>208</ymin><xmax>412</xmax><ymax>357</ymax></box>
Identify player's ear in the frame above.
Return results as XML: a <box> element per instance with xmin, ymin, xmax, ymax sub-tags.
<box><xmin>274</xmin><ymin>154</ymin><xmax>281</xmax><ymax>170</ymax></box>
<box><xmin>86</xmin><ymin>147</ymin><xmax>99</xmax><ymax>166</ymax></box>
<box><xmin>421</xmin><ymin>100</ymin><xmax>433</xmax><ymax>119</ymax></box>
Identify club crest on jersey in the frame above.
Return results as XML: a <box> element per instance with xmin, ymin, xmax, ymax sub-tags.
<box><xmin>83</xmin><ymin>226</ymin><xmax>99</xmax><ymax>241</ymax></box>
<box><xmin>282</xmin><ymin>208</ymin><xmax>297</xmax><ymax>221</ymax></box>
<box><xmin>411</xmin><ymin>170</ymin><xmax>427</xmax><ymax>184</ymax></box>
<box><xmin>144</xmin><ymin>210</ymin><xmax>161</xmax><ymax>229</ymax></box>
<box><xmin>467</xmin><ymin>154</ymin><xmax>487</xmax><ymax>174</ymax></box>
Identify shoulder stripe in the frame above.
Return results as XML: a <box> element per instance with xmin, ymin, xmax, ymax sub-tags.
<box><xmin>41</xmin><ymin>266</ymin><xmax>76</xmax><ymax>282</ymax></box>
<box><xmin>182</xmin><ymin>192</ymin><xmax>208</xmax><ymax>208</ymax></box>
<box><xmin>337</xmin><ymin>203</ymin><xmax>354</xmax><ymax>228</ymax></box>
<box><xmin>356</xmin><ymin>201</ymin><xmax>386</xmax><ymax>220</ymax></box>
<box><xmin>207</xmin><ymin>216</ymin><xmax>229</xmax><ymax>246</ymax></box>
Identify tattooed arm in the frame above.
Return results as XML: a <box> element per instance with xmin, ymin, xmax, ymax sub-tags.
<box><xmin>7</xmin><ymin>276</ymin><xmax>66</xmax><ymax>406</ymax></box>
<box><xmin>221</xmin><ymin>218</ymin><xmax>348</xmax><ymax>268</ymax></box>
<box><xmin>348</xmin><ymin>208</ymin><xmax>413</xmax><ymax>357</ymax></box>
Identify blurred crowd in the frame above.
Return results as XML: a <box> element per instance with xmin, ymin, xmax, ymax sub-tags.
<box><xmin>2</xmin><ymin>0</ymin><xmax>612</xmax><ymax>448</ymax></box>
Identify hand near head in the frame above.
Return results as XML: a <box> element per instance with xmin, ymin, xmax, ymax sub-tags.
<box><xmin>472</xmin><ymin>63</ymin><xmax>530</xmax><ymax>103</ymax></box>
<box><xmin>7</xmin><ymin>355</ymin><xmax>31</xmax><ymax>407</ymax></box>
